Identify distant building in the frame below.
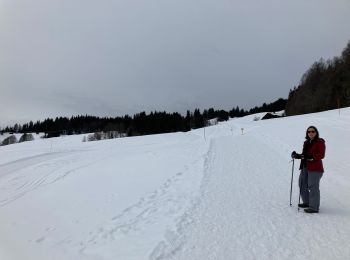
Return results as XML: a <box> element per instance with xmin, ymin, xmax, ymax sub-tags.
<box><xmin>261</xmin><ymin>113</ymin><xmax>283</xmax><ymax>120</ymax></box>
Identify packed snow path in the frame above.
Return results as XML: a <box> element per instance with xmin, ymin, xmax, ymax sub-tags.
<box><xmin>153</xmin><ymin>133</ymin><xmax>350</xmax><ymax>260</ymax></box>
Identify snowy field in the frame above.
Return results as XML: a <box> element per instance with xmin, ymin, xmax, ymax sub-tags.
<box><xmin>0</xmin><ymin>108</ymin><xmax>349</xmax><ymax>260</ymax></box>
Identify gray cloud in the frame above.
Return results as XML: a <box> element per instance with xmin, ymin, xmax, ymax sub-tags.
<box><xmin>1</xmin><ymin>0</ymin><xmax>350</xmax><ymax>126</ymax></box>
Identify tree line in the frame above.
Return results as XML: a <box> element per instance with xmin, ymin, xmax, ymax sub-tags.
<box><xmin>286</xmin><ymin>41</ymin><xmax>350</xmax><ymax>115</ymax></box>
<box><xmin>1</xmin><ymin>98</ymin><xmax>286</xmax><ymax>137</ymax></box>
<box><xmin>2</xmin><ymin>41</ymin><xmax>350</xmax><ymax>136</ymax></box>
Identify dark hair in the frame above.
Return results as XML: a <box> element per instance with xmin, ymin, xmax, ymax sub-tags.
<box><xmin>305</xmin><ymin>126</ymin><xmax>320</xmax><ymax>140</ymax></box>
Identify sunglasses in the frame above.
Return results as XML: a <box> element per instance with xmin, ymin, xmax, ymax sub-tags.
<box><xmin>307</xmin><ymin>130</ymin><xmax>316</xmax><ymax>133</ymax></box>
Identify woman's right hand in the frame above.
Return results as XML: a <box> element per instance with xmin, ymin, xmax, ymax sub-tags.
<box><xmin>291</xmin><ymin>151</ymin><xmax>303</xmax><ymax>159</ymax></box>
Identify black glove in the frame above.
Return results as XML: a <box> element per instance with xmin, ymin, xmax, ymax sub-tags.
<box><xmin>291</xmin><ymin>151</ymin><xmax>297</xmax><ymax>159</ymax></box>
<box><xmin>291</xmin><ymin>151</ymin><xmax>302</xmax><ymax>159</ymax></box>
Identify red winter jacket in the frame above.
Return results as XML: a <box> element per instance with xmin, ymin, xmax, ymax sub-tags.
<box><xmin>299</xmin><ymin>138</ymin><xmax>326</xmax><ymax>172</ymax></box>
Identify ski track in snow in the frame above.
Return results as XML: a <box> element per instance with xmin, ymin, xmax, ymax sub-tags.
<box><xmin>0</xmin><ymin>133</ymin><xmax>210</xmax><ymax>260</ymax></box>
<box><xmin>78</xmin><ymin>153</ymin><xmax>204</xmax><ymax>255</ymax></box>
<box><xmin>151</xmin><ymin>133</ymin><xmax>350</xmax><ymax>260</ymax></box>
<box><xmin>0</xmin><ymin>150</ymin><xmax>102</xmax><ymax>207</ymax></box>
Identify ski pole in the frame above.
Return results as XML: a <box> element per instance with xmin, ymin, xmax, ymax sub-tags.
<box><xmin>290</xmin><ymin>159</ymin><xmax>295</xmax><ymax>206</ymax></box>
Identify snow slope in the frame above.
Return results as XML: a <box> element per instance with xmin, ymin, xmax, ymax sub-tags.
<box><xmin>1</xmin><ymin>108</ymin><xmax>349</xmax><ymax>260</ymax></box>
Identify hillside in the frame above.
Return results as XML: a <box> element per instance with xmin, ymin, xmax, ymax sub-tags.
<box><xmin>1</xmin><ymin>108</ymin><xmax>349</xmax><ymax>260</ymax></box>
<box><xmin>286</xmin><ymin>42</ymin><xmax>350</xmax><ymax>115</ymax></box>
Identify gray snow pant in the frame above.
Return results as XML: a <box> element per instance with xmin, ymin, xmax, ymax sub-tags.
<box><xmin>299</xmin><ymin>168</ymin><xmax>323</xmax><ymax>210</ymax></box>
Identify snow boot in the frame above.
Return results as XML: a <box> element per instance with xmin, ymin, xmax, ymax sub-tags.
<box><xmin>304</xmin><ymin>208</ymin><xmax>319</xmax><ymax>213</ymax></box>
<box><xmin>298</xmin><ymin>203</ymin><xmax>309</xmax><ymax>208</ymax></box>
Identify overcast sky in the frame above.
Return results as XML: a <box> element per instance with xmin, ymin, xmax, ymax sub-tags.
<box><xmin>1</xmin><ymin>0</ymin><xmax>350</xmax><ymax>126</ymax></box>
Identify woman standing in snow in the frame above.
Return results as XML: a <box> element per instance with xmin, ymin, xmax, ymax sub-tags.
<box><xmin>291</xmin><ymin>126</ymin><xmax>326</xmax><ymax>213</ymax></box>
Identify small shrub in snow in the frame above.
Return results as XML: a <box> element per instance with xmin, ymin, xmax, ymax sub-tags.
<box><xmin>84</xmin><ymin>131</ymin><xmax>126</xmax><ymax>142</ymax></box>
<box><xmin>106</xmin><ymin>131</ymin><xmax>119</xmax><ymax>139</ymax></box>
<box><xmin>1</xmin><ymin>135</ymin><xmax>17</xmax><ymax>146</ymax></box>
<box><xmin>94</xmin><ymin>132</ymin><xmax>103</xmax><ymax>141</ymax></box>
<box><xmin>206</xmin><ymin>118</ymin><xmax>218</xmax><ymax>126</ymax></box>
<box><xmin>87</xmin><ymin>132</ymin><xmax>104</xmax><ymax>141</ymax></box>
<box><xmin>19</xmin><ymin>133</ymin><xmax>34</xmax><ymax>143</ymax></box>
<box><xmin>87</xmin><ymin>133</ymin><xmax>96</xmax><ymax>141</ymax></box>
<box><xmin>253</xmin><ymin>116</ymin><xmax>260</xmax><ymax>121</ymax></box>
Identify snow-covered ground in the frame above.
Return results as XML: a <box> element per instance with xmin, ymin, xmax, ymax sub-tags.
<box><xmin>1</xmin><ymin>108</ymin><xmax>349</xmax><ymax>260</ymax></box>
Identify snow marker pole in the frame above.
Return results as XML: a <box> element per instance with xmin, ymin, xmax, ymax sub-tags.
<box><xmin>290</xmin><ymin>159</ymin><xmax>295</xmax><ymax>206</ymax></box>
